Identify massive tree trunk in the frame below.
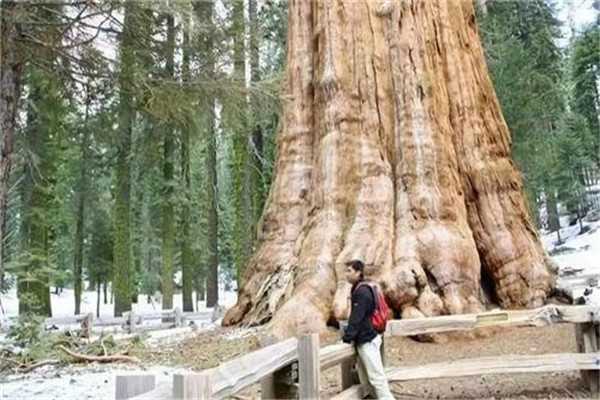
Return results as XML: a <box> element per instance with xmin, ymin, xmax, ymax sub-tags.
<box><xmin>223</xmin><ymin>0</ymin><xmax>555</xmax><ymax>337</ymax></box>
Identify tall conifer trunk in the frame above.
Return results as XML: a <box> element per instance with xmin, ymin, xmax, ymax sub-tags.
<box><xmin>113</xmin><ymin>1</ymin><xmax>137</xmax><ymax>317</ymax></box>
<box><xmin>249</xmin><ymin>0</ymin><xmax>265</xmax><ymax>221</ymax></box>
<box><xmin>231</xmin><ymin>0</ymin><xmax>253</xmax><ymax>284</ymax></box>
<box><xmin>74</xmin><ymin>98</ymin><xmax>91</xmax><ymax>315</ymax></box>
<box><xmin>17</xmin><ymin>4</ymin><xmax>63</xmax><ymax>317</ymax></box>
<box><xmin>195</xmin><ymin>0</ymin><xmax>219</xmax><ymax>308</ymax></box>
<box><xmin>0</xmin><ymin>2</ymin><xmax>24</xmax><ymax>285</ymax></box>
<box><xmin>160</xmin><ymin>12</ymin><xmax>176</xmax><ymax>312</ymax></box>
<box><xmin>181</xmin><ymin>9</ymin><xmax>194</xmax><ymax>313</ymax></box>
<box><xmin>224</xmin><ymin>0</ymin><xmax>555</xmax><ymax>337</ymax></box>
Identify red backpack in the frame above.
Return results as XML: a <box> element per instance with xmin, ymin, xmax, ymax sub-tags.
<box><xmin>356</xmin><ymin>282</ymin><xmax>391</xmax><ymax>333</ymax></box>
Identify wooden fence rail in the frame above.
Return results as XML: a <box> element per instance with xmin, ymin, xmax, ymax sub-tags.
<box><xmin>385</xmin><ymin>304</ymin><xmax>597</xmax><ymax>336</ymax></box>
<box><xmin>118</xmin><ymin>304</ymin><xmax>600</xmax><ymax>400</ymax></box>
<box><xmin>386</xmin><ymin>352</ymin><xmax>600</xmax><ymax>381</ymax></box>
<box><xmin>46</xmin><ymin>309</ymin><xmax>211</xmax><ymax>326</ymax></box>
<box><xmin>40</xmin><ymin>308</ymin><xmax>212</xmax><ymax>335</ymax></box>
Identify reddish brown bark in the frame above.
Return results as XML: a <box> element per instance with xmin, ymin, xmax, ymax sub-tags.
<box><xmin>223</xmin><ymin>0</ymin><xmax>555</xmax><ymax>338</ymax></box>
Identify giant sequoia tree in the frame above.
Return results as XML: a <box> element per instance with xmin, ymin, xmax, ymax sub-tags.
<box><xmin>223</xmin><ymin>0</ymin><xmax>555</xmax><ymax>337</ymax></box>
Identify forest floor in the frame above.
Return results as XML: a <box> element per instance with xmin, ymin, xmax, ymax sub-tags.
<box><xmin>1</xmin><ymin>218</ymin><xmax>599</xmax><ymax>399</ymax></box>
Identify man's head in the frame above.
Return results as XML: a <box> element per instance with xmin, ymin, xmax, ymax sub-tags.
<box><xmin>345</xmin><ymin>259</ymin><xmax>365</xmax><ymax>284</ymax></box>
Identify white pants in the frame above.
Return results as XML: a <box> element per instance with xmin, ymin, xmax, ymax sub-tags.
<box><xmin>356</xmin><ymin>335</ymin><xmax>395</xmax><ymax>399</ymax></box>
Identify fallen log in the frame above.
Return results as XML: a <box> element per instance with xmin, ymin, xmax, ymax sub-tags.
<box><xmin>58</xmin><ymin>345</ymin><xmax>140</xmax><ymax>364</ymax></box>
<box><xmin>17</xmin><ymin>359</ymin><xmax>61</xmax><ymax>373</ymax></box>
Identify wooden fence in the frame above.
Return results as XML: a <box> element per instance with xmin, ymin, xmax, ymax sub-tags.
<box><xmin>43</xmin><ymin>308</ymin><xmax>212</xmax><ymax>336</ymax></box>
<box><xmin>117</xmin><ymin>304</ymin><xmax>600</xmax><ymax>399</ymax></box>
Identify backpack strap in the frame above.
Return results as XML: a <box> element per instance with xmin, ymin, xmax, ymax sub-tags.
<box><xmin>355</xmin><ymin>281</ymin><xmax>378</xmax><ymax>308</ymax></box>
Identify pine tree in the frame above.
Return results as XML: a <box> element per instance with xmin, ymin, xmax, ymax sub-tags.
<box><xmin>194</xmin><ymin>0</ymin><xmax>219</xmax><ymax>307</ymax></box>
<box><xmin>17</xmin><ymin>4</ymin><xmax>69</xmax><ymax>317</ymax></box>
<box><xmin>249</xmin><ymin>0</ymin><xmax>264</xmax><ymax>223</ymax></box>
<box><xmin>0</xmin><ymin>2</ymin><xmax>25</xmax><ymax>286</ymax></box>
<box><xmin>181</xmin><ymin>6</ymin><xmax>194</xmax><ymax>312</ymax></box>
<box><xmin>113</xmin><ymin>1</ymin><xmax>138</xmax><ymax>317</ymax></box>
<box><xmin>479</xmin><ymin>0</ymin><xmax>566</xmax><ymax>231</ymax></box>
<box><xmin>571</xmin><ymin>24</ymin><xmax>600</xmax><ymax>166</ymax></box>
<box><xmin>160</xmin><ymin>11</ymin><xmax>176</xmax><ymax>312</ymax></box>
<box><xmin>230</xmin><ymin>0</ymin><xmax>253</xmax><ymax>285</ymax></box>
<box><xmin>555</xmin><ymin>113</ymin><xmax>594</xmax><ymax>231</ymax></box>
<box><xmin>73</xmin><ymin>86</ymin><xmax>92</xmax><ymax>315</ymax></box>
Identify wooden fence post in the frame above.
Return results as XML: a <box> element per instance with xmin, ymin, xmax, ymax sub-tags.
<box><xmin>298</xmin><ymin>334</ymin><xmax>320</xmax><ymax>399</ymax></box>
<box><xmin>127</xmin><ymin>311</ymin><xmax>136</xmax><ymax>334</ymax></box>
<box><xmin>174</xmin><ymin>307</ymin><xmax>183</xmax><ymax>327</ymax></box>
<box><xmin>115</xmin><ymin>374</ymin><xmax>155</xmax><ymax>400</ymax></box>
<box><xmin>260</xmin><ymin>364</ymin><xmax>297</xmax><ymax>399</ymax></box>
<box><xmin>260</xmin><ymin>336</ymin><xmax>297</xmax><ymax>399</ymax></box>
<box><xmin>173</xmin><ymin>372</ymin><xmax>212</xmax><ymax>400</ymax></box>
<box><xmin>338</xmin><ymin>320</ymin><xmax>359</xmax><ymax>391</ymax></box>
<box><xmin>81</xmin><ymin>312</ymin><xmax>94</xmax><ymax>338</ymax></box>
<box><xmin>577</xmin><ymin>321</ymin><xmax>600</xmax><ymax>398</ymax></box>
<box><xmin>341</xmin><ymin>358</ymin><xmax>359</xmax><ymax>390</ymax></box>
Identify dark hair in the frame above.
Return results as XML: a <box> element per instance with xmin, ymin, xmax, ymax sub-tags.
<box><xmin>345</xmin><ymin>259</ymin><xmax>365</xmax><ymax>280</ymax></box>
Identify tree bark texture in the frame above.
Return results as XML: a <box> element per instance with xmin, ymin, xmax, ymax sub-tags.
<box><xmin>195</xmin><ymin>0</ymin><xmax>219</xmax><ymax>308</ymax></box>
<box><xmin>205</xmin><ymin>106</ymin><xmax>219</xmax><ymax>308</ymax></box>
<box><xmin>74</xmin><ymin>102</ymin><xmax>90</xmax><ymax>315</ymax></box>
<box><xmin>231</xmin><ymin>0</ymin><xmax>254</xmax><ymax>284</ymax></box>
<box><xmin>160</xmin><ymin>12</ymin><xmax>176</xmax><ymax>312</ymax></box>
<box><xmin>249</xmin><ymin>0</ymin><xmax>266</xmax><ymax>223</ymax></box>
<box><xmin>223</xmin><ymin>0</ymin><xmax>555</xmax><ymax>337</ymax></box>
<box><xmin>113</xmin><ymin>1</ymin><xmax>137</xmax><ymax>317</ymax></box>
<box><xmin>0</xmin><ymin>1</ymin><xmax>24</xmax><ymax>289</ymax></box>
<box><xmin>181</xmin><ymin>11</ymin><xmax>194</xmax><ymax>313</ymax></box>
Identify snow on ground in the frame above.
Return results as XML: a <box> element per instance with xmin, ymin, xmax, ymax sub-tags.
<box><xmin>0</xmin><ymin>285</ymin><xmax>238</xmax><ymax>399</ymax></box>
<box><xmin>0</xmin><ymin>285</ymin><xmax>237</xmax><ymax>343</ymax></box>
<box><xmin>541</xmin><ymin>217</ymin><xmax>600</xmax><ymax>304</ymax></box>
<box><xmin>1</xmin><ymin>286</ymin><xmax>238</xmax><ymax>321</ymax></box>
<box><xmin>1</xmin><ymin>364</ymin><xmax>188</xmax><ymax>400</ymax></box>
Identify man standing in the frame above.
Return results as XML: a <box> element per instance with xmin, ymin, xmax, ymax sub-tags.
<box><xmin>342</xmin><ymin>260</ymin><xmax>395</xmax><ymax>399</ymax></box>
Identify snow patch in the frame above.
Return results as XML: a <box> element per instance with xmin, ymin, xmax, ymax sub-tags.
<box><xmin>0</xmin><ymin>286</ymin><xmax>237</xmax><ymax>329</ymax></box>
<box><xmin>542</xmin><ymin>218</ymin><xmax>600</xmax><ymax>305</ymax></box>
<box><xmin>0</xmin><ymin>364</ymin><xmax>188</xmax><ymax>400</ymax></box>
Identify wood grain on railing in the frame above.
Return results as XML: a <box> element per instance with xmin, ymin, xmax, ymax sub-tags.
<box><xmin>386</xmin><ymin>305</ymin><xmax>599</xmax><ymax>336</ymax></box>
<box><xmin>386</xmin><ymin>352</ymin><xmax>600</xmax><ymax>381</ymax></box>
